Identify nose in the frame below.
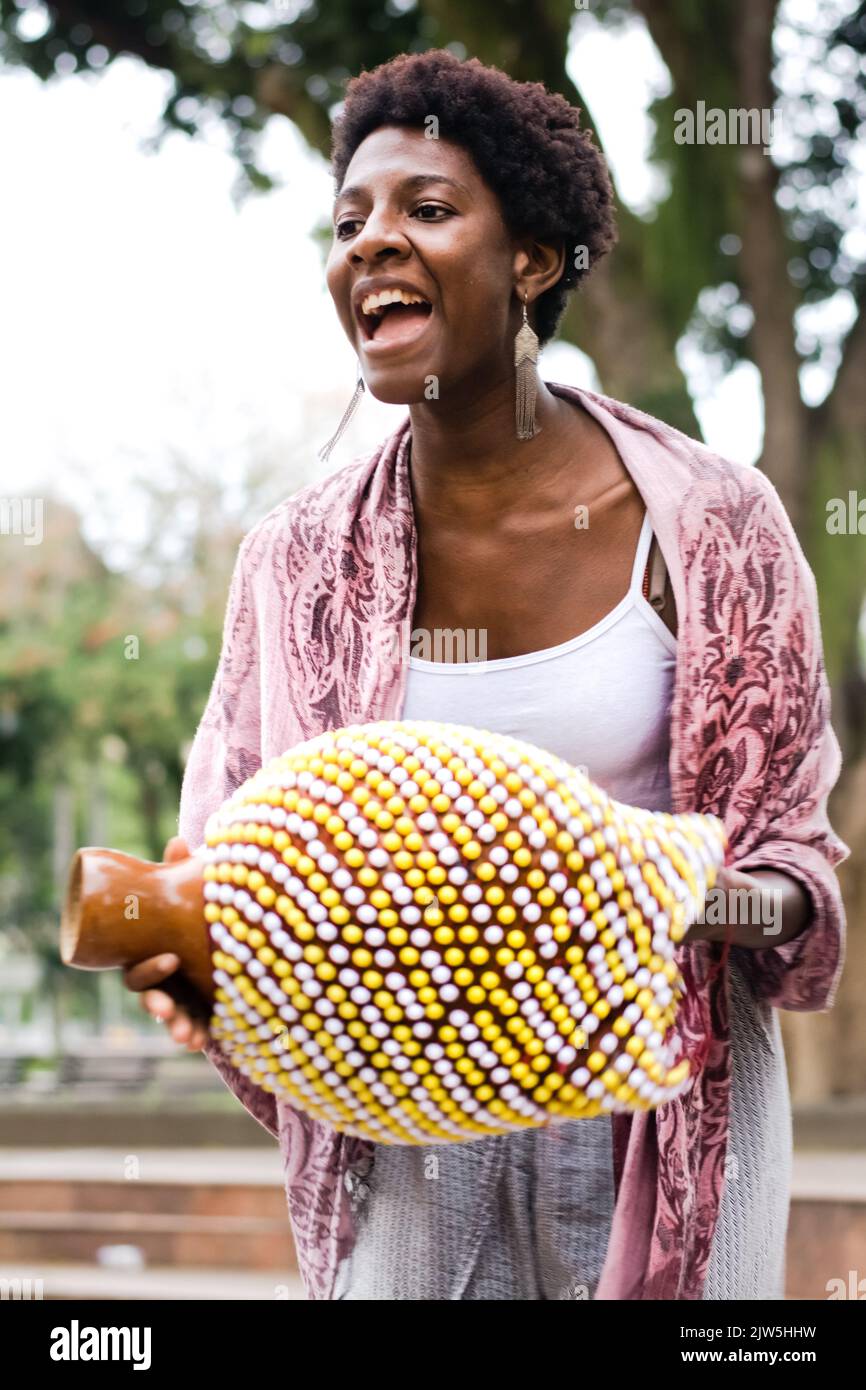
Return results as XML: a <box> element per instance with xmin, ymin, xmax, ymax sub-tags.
<box><xmin>348</xmin><ymin>205</ymin><xmax>410</xmax><ymax>267</ymax></box>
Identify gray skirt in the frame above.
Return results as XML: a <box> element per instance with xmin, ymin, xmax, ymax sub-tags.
<box><xmin>335</xmin><ymin>951</ymin><xmax>792</xmax><ymax>1300</ymax></box>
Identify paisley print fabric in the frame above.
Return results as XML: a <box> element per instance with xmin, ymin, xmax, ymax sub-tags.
<box><xmin>178</xmin><ymin>382</ymin><xmax>847</xmax><ymax>1299</ymax></box>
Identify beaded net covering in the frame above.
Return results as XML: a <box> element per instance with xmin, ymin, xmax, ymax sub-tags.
<box><xmin>202</xmin><ymin>721</ymin><xmax>727</xmax><ymax>1145</ymax></box>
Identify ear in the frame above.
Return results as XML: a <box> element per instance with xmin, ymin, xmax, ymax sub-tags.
<box><xmin>512</xmin><ymin>237</ymin><xmax>566</xmax><ymax>307</ymax></box>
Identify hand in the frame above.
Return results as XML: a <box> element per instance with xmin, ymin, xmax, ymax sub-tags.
<box><xmin>121</xmin><ymin>835</ymin><xmax>210</xmax><ymax>1051</ymax></box>
<box><xmin>684</xmin><ymin>864</ymin><xmax>811</xmax><ymax>949</ymax></box>
<box><xmin>684</xmin><ymin>865</ymin><xmax>742</xmax><ymax>945</ymax></box>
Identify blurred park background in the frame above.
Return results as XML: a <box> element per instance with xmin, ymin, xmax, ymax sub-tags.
<box><xmin>0</xmin><ymin>0</ymin><xmax>864</xmax><ymax>1300</ymax></box>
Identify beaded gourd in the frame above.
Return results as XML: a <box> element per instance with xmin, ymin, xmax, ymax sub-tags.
<box><xmin>203</xmin><ymin>720</ymin><xmax>727</xmax><ymax>1145</ymax></box>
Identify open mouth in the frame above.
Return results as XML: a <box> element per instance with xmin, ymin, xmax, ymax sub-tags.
<box><xmin>356</xmin><ymin>289</ymin><xmax>434</xmax><ymax>350</ymax></box>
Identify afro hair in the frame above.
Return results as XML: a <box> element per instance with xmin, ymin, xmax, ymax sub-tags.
<box><xmin>330</xmin><ymin>48</ymin><xmax>618</xmax><ymax>346</ymax></box>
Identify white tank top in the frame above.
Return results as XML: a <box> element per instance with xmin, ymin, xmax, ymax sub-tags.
<box><xmin>401</xmin><ymin>512</ymin><xmax>677</xmax><ymax>812</ymax></box>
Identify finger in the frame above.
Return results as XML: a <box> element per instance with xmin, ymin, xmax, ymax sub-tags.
<box><xmin>124</xmin><ymin>954</ymin><xmax>181</xmax><ymax>992</ymax></box>
<box><xmin>163</xmin><ymin>836</ymin><xmax>191</xmax><ymax>864</ymax></box>
<box><xmin>169</xmin><ymin>1013</ymin><xmax>193</xmax><ymax>1044</ymax></box>
<box><xmin>189</xmin><ymin>1023</ymin><xmax>209</xmax><ymax>1051</ymax></box>
<box><xmin>140</xmin><ymin>989</ymin><xmax>178</xmax><ymax>1022</ymax></box>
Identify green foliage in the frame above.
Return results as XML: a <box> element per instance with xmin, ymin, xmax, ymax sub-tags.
<box><xmin>0</xmin><ymin>503</ymin><xmax>227</xmax><ymax>947</ymax></box>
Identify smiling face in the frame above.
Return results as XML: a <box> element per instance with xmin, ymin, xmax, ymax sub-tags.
<box><xmin>325</xmin><ymin>125</ymin><xmax>528</xmax><ymax>406</ymax></box>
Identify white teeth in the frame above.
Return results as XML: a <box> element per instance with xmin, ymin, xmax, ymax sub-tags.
<box><xmin>360</xmin><ymin>288</ymin><xmax>429</xmax><ymax>317</ymax></box>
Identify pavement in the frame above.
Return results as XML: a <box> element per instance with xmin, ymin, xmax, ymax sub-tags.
<box><xmin>0</xmin><ymin>1147</ymin><xmax>285</xmax><ymax>1185</ymax></box>
<box><xmin>1</xmin><ymin>1145</ymin><xmax>864</xmax><ymax>1198</ymax></box>
<box><xmin>0</xmin><ymin>1261</ymin><xmax>306</xmax><ymax>1300</ymax></box>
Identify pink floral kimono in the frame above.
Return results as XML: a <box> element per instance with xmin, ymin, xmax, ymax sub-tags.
<box><xmin>178</xmin><ymin>382</ymin><xmax>847</xmax><ymax>1299</ymax></box>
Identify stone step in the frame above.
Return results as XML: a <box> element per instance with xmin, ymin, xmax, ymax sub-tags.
<box><xmin>1</xmin><ymin>1148</ymin><xmax>862</xmax><ymax>1295</ymax></box>
<box><xmin>785</xmin><ymin>1153</ymin><xmax>866</xmax><ymax>1299</ymax></box>
<box><xmin>0</xmin><ymin>1261</ymin><xmax>306</xmax><ymax>1300</ymax></box>
<box><xmin>0</xmin><ymin>1209</ymin><xmax>296</xmax><ymax>1271</ymax></box>
<box><xmin>0</xmin><ymin>1149</ymin><xmax>296</xmax><ymax>1272</ymax></box>
<box><xmin>0</xmin><ymin>1147</ymin><xmax>285</xmax><ymax>1186</ymax></box>
<box><xmin>0</xmin><ymin>1180</ymin><xmax>288</xmax><ymax>1221</ymax></box>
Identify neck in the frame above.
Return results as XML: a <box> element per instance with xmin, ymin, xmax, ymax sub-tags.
<box><xmin>405</xmin><ymin>371</ymin><xmax>591</xmax><ymax>529</ymax></box>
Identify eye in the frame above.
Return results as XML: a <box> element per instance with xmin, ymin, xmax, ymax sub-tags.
<box><xmin>334</xmin><ymin>203</ymin><xmax>453</xmax><ymax>240</ymax></box>
<box><xmin>413</xmin><ymin>203</ymin><xmax>452</xmax><ymax>221</ymax></box>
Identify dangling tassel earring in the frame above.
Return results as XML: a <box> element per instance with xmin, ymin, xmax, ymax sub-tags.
<box><xmin>318</xmin><ymin>365</ymin><xmax>365</xmax><ymax>463</ymax></box>
<box><xmin>514</xmin><ymin>289</ymin><xmax>541</xmax><ymax>440</ymax></box>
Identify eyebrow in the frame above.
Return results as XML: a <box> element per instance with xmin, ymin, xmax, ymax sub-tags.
<box><xmin>334</xmin><ymin>173</ymin><xmax>470</xmax><ymax>209</ymax></box>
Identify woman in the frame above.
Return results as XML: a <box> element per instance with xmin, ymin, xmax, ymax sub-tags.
<box><xmin>124</xmin><ymin>50</ymin><xmax>846</xmax><ymax>1300</ymax></box>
